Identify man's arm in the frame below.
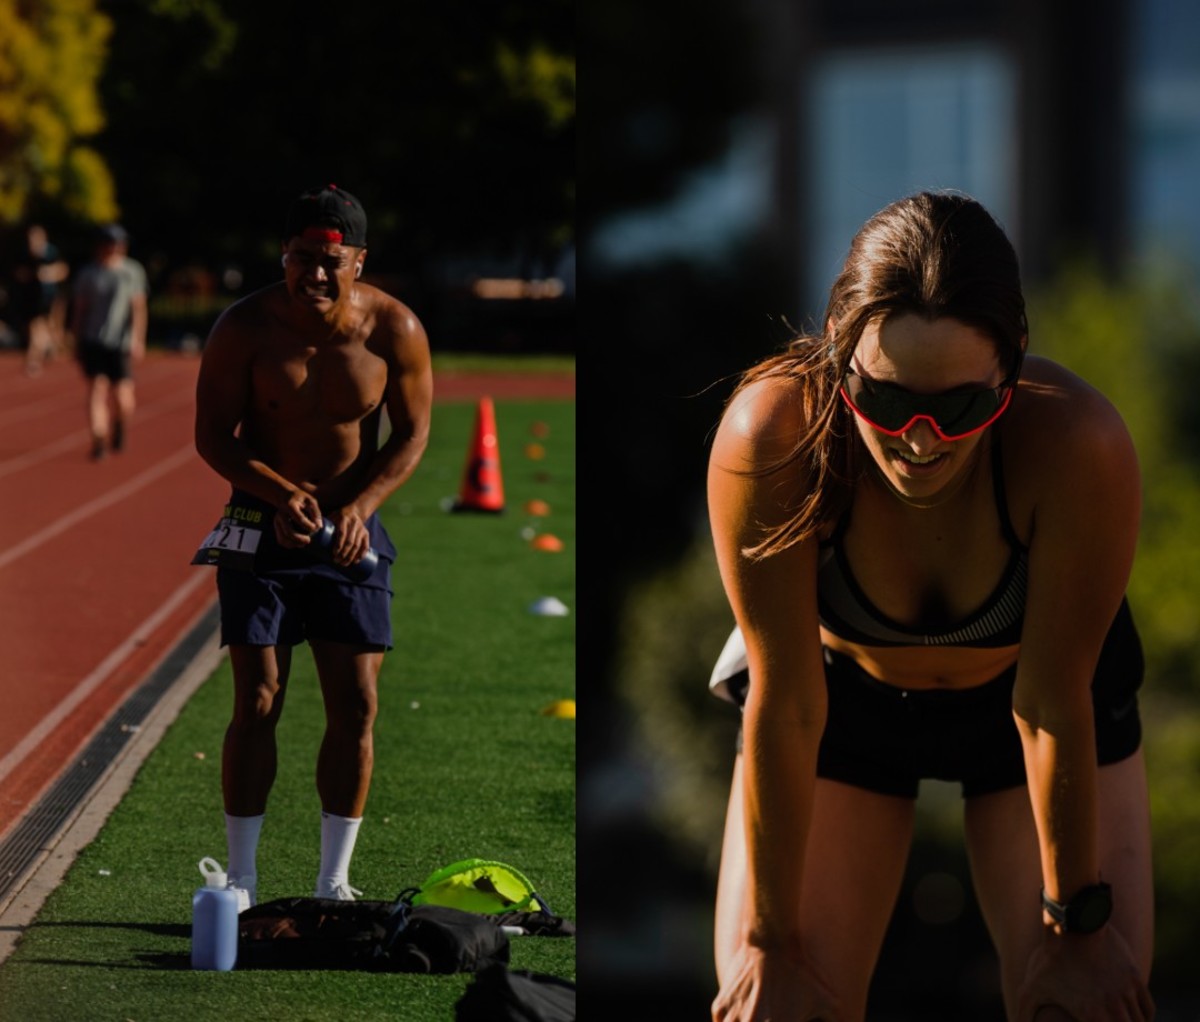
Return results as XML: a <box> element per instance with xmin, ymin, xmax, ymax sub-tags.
<box><xmin>194</xmin><ymin>305</ymin><xmax>321</xmax><ymax>538</ymax></box>
<box><xmin>320</xmin><ymin>300</ymin><xmax>432</xmax><ymax>568</ymax></box>
<box><xmin>346</xmin><ymin>300</ymin><xmax>433</xmax><ymax>520</ymax></box>
<box><xmin>129</xmin><ymin>291</ymin><xmax>148</xmax><ymax>359</ymax></box>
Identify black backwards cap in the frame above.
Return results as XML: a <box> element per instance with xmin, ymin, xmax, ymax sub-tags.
<box><xmin>284</xmin><ymin>184</ymin><xmax>368</xmax><ymax>247</ymax></box>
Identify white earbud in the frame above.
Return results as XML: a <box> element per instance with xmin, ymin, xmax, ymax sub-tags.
<box><xmin>354</xmin><ymin>264</ymin><xmax>363</xmax><ymax>279</ymax></box>
<box><xmin>281</xmin><ymin>254</ymin><xmax>288</xmax><ymax>268</ymax></box>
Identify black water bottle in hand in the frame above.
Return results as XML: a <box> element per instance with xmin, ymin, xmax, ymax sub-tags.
<box><xmin>309</xmin><ymin>520</ymin><xmax>379</xmax><ymax>583</ymax></box>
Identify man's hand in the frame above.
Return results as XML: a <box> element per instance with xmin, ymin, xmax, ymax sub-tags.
<box><xmin>322</xmin><ymin>506</ymin><xmax>371</xmax><ymax>566</ymax></box>
<box><xmin>274</xmin><ymin>491</ymin><xmax>323</xmax><ymax>548</ymax></box>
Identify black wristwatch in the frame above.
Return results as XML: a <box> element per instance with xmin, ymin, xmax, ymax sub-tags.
<box><xmin>1041</xmin><ymin>882</ymin><xmax>1113</xmax><ymax>934</ymax></box>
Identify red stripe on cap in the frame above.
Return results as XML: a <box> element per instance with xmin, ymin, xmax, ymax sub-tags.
<box><xmin>303</xmin><ymin>227</ymin><xmax>344</xmax><ymax>243</ymax></box>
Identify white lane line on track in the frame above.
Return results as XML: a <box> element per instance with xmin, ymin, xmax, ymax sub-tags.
<box><xmin>0</xmin><ymin>387</ymin><xmax>194</xmax><ymax>481</ymax></box>
<box><xmin>0</xmin><ymin>569</ymin><xmax>213</xmax><ymax>787</ymax></box>
<box><xmin>0</xmin><ymin>442</ymin><xmax>196</xmax><ymax>569</ymax></box>
<box><xmin>0</xmin><ymin>392</ymin><xmax>87</xmax><ymax>429</ymax></box>
<box><xmin>0</xmin><ymin>362</ymin><xmax>188</xmax><ymax>428</ymax></box>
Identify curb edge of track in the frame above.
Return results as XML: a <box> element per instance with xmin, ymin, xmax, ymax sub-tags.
<box><xmin>0</xmin><ymin>600</ymin><xmax>225</xmax><ymax>966</ymax></box>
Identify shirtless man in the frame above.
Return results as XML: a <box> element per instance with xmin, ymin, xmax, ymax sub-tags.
<box><xmin>194</xmin><ymin>185</ymin><xmax>432</xmax><ymax>903</ymax></box>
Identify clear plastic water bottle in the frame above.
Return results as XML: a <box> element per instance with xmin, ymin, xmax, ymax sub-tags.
<box><xmin>309</xmin><ymin>520</ymin><xmax>379</xmax><ymax>582</ymax></box>
<box><xmin>191</xmin><ymin>856</ymin><xmax>239</xmax><ymax>971</ymax></box>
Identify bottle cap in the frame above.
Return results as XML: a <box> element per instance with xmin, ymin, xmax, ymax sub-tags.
<box><xmin>311</xmin><ymin>520</ymin><xmax>335</xmax><ymax>550</ymax></box>
<box><xmin>199</xmin><ymin>856</ymin><xmax>228</xmax><ymax>888</ymax></box>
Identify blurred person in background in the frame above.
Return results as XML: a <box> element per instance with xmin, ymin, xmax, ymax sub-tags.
<box><xmin>71</xmin><ymin>223</ymin><xmax>148</xmax><ymax>459</ymax></box>
<box><xmin>707</xmin><ymin>192</ymin><xmax>1154</xmax><ymax>1022</ymax></box>
<box><xmin>13</xmin><ymin>223</ymin><xmax>70</xmax><ymax>376</ymax></box>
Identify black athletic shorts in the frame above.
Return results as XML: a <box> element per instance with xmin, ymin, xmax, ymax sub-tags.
<box><xmin>728</xmin><ymin>599</ymin><xmax>1144</xmax><ymax>798</ymax></box>
<box><xmin>77</xmin><ymin>341</ymin><xmax>132</xmax><ymax>381</ymax></box>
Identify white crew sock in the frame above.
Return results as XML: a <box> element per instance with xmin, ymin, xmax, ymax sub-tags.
<box><xmin>317</xmin><ymin>812</ymin><xmax>363</xmax><ymax>889</ymax></box>
<box><xmin>225</xmin><ymin>812</ymin><xmax>264</xmax><ymax>889</ymax></box>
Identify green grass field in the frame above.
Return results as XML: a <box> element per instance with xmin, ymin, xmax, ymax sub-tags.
<box><xmin>0</xmin><ymin>393</ymin><xmax>575</xmax><ymax>1022</ymax></box>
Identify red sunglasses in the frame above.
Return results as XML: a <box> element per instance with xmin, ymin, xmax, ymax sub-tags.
<box><xmin>840</xmin><ymin>359</ymin><xmax>1022</xmax><ymax>442</ymax></box>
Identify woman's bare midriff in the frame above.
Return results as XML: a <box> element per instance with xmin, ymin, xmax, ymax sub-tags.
<box><xmin>820</xmin><ymin>628</ymin><xmax>1020</xmax><ymax>690</ymax></box>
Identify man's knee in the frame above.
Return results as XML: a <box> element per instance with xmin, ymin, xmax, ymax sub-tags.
<box><xmin>115</xmin><ymin>380</ymin><xmax>136</xmax><ymax>409</ymax></box>
<box><xmin>229</xmin><ymin>666</ymin><xmax>287</xmax><ymax>728</ymax></box>
<box><xmin>313</xmin><ymin>646</ymin><xmax>382</xmax><ymax>734</ymax></box>
<box><xmin>325</xmin><ymin>688</ymin><xmax>378</xmax><ymax>736</ymax></box>
<box><xmin>237</xmin><ymin>683</ymin><xmax>284</xmax><ymax>721</ymax></box>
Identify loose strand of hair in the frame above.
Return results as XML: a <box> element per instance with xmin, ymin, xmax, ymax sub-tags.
<box><xmin>719</xmin><ymin>333</ymin><xmax>856</xmax><ymax>561</ymax></box>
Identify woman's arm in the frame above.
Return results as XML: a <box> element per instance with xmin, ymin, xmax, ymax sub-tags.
<box><xmin>1012</xmin><ymin>376</ymin><xmax>1150</xmax><ymax>1019</ymax></box>
<box><xmin>707</xmin><ymin>378</ymin><xmax>828</xmax><ymax>960</ymax></box>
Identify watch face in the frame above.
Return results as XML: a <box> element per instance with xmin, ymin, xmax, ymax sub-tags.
<box><xmin>1072</xmin><ymin>885</ymin><xmax>1113</xmax><ymax>933</ymax></box>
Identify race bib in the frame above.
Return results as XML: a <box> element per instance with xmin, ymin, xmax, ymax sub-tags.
<box><xmin>191</xmin><ymin>507</ymin><xmax>267</xmax><ymax>571</ymax></box>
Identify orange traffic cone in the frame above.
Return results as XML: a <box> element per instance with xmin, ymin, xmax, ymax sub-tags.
<box><xmin>452</xmin><ymin>396</ymin><xmax>505</xmax><ymax>513</ymax></box>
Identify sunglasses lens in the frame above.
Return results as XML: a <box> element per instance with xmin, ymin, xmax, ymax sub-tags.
<box><xmin>926</xmin><ymin>391</ymin><xmax>1000</xmax><ymax>434</ymax></box>
<box><xmin>842</xmin><ymin>375</ymin><xmax>1007</xmax><ymax>439</ymax></box>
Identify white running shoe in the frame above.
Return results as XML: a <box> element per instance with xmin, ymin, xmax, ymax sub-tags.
<box><xmin>314</xmin><ymin>880</ymin><xmax>362</xmax><ymax>901</ymax></box>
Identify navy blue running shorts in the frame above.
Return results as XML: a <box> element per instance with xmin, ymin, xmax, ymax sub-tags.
<box><xmin>728</xmin><ymin>599</ymin><xmax>1144</xmax><ymax>798</ymax></box>
<box><xmin>217</xmin><ymin>567</ymin><xmax>393</xmax><ymax>649</ymax></box>
<box><xmin>209</xmin><ymin>490</ymin><xmax>396</xmax><ymax>650</ymax></box>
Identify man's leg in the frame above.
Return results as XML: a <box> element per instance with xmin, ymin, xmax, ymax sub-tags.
<box><xmin>112</xmin><ymin>376</ymin><xmax>136</xmax><ymax>451</ymax></box>
<box><xmin>222</xmin><ymin>643</ymin><xmax>293</xmax><ymax>903</ymax></box>
<box><xmin>86</xmin><ymin>374</ymin><xmax>110</xmax><ymax>459</ymax></box>
<box><xmin>309</xmin><ymin>640</ymin><xmax>384</xmax><ymax>897</ymax></box>
<box><xmin>24</xmin><ymin>316</ymin><xmax>50</xmax><ymax>374</ymax></box>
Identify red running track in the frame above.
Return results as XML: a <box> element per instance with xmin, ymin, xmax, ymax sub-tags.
<box><xmin>0</xmin><ymin>349</ymin><xmax>574</xmax><ymax>842</ymax></box>
<box><xmin>0</xmin><ymin>350</ymin><xmax>226</xmax><ymax>841</ymax></box>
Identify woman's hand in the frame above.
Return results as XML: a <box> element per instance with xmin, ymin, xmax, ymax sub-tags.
<box><xmin>1017</xmin><ymin>926</ymin><xmax>1154</xmax><ymax>1021</ymax></box>
<box><xmin>713</xmin><ymin>943</ymin><xmax>842</xmax><ymax>1022</ymax></box>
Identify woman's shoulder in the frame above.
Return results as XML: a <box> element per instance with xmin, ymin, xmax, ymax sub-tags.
<box><xmin>1009</xmin><ymin>356</ymin><xmax>1132</xmax><ymax>446</ymax></box>
<box><xmin>711</xmin><ymin>373</ymin><xmax>811</xmax><ymax>465</ymax></box>
<box><xmin>1004</xmin><ymin>355</ymin><xmax>1138</xmax><ymax>504</ymax></box>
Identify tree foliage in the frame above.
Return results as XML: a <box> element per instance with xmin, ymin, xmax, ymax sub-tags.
<box><xmin>91</xmin><ymin>0</ymin><xmax>573</xmax><ymax>283</ymax></box>
<box><xmin>581</xmin><ymin>0</ymin><xmax>762</xmax><ymax>225</ymax></box>
<box><xmin>0</xmin><ymin>0</ymin><xmax>116</xmax><ymax>224</ymax></box>
<box><xmin>1027</xmin><ymin>262</ymin><xmax>1200</xmax><ymax>692</ymax></box>
<box><xmin>2</xmin><ymin>2</ymin><xmax>573</xmax><ymax>288</ymax></box>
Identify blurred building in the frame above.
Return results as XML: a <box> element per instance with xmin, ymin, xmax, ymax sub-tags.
<box><xmin>781</xmin><ymin>0</ymin><xmax>1199</xmax><ymax>311</ymax></box>
<box><xmin>596</xmin><ymin>0</ymin><xmax>1200</xmax><ymax>313</ymax></box>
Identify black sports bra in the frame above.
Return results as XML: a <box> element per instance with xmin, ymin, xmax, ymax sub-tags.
<box><xmin>817</xmin><ymin>440</ymin><xmax>1027</xmax><ymax>648</ymax></box>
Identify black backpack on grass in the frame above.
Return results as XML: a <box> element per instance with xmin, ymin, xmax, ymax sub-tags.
<box><xmin>236</xmin><ymin>895</ymin><xmax>510</xmax><ymax>973</ymax></box>
<box><xmin>455</xmin><ymin>963</ymin><xmax>577</xmax><ymax>1021</ymax></box>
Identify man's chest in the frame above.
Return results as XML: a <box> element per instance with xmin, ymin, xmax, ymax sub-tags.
<box><xmin>253</xmin><ymin>343</ymin><xmax>388</xmax><ymax>424</ymax></box>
